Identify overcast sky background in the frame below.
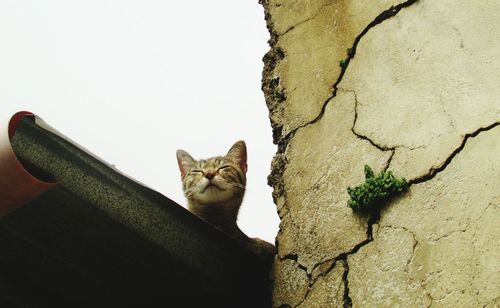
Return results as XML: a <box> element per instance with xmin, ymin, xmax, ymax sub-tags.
<box><xmin>0</xmin><ymin>1</ymin><xmax>279</xmax><ymax>243</ymax></box>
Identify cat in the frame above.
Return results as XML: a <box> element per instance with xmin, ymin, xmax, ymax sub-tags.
<box><xmin>176</xmin><ymin>140</ymin><xmax>276</xmax><ymax>260</ymax></box>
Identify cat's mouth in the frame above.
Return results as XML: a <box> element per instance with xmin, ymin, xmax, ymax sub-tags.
<box><xmin>202</xmin><ymin>182</ymin><xmax>224</xmax><ymax>192</ymax></box>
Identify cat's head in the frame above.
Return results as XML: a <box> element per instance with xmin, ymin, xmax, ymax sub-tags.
<box><xmin>176</xmin><ymin>140</ymin><xmax>247</xmax><ymax>204</ymax></box>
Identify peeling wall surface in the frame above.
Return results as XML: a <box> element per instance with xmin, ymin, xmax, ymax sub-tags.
<box><xmin>260</xmin><ymin>0</ymin><xmax>500</xmax><ymax>307</ymax></box>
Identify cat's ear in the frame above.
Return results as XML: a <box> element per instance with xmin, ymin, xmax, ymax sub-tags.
<box><xmin>227</xmin><ymin>140</ymin><xmax>247</xmax><ymax>173</ymax></box>
<box><xmin>176</xmin><ymin>149</ymin><xmax>196</xmax><ymax>178</ymax></box>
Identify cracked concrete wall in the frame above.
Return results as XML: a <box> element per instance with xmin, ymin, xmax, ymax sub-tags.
<box><xmin>260</xmin><ymin>0</ymin><xmax>500</xmax><ymax>307</ymax></box>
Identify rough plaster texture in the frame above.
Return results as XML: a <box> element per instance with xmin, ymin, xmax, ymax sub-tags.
<box><xmin>260</xmin><ymin>0</ymin><xmax>500</xmax><ymax>306</ymax></box>
<box><xmin>262</xmin><ymin>0</ymin><xmax>413</xmax><ymax>139</ymax></box>
<box><xmin>352</xmin><ymin>126</ymin><xmax>500</xmax><ymax>307</ymax></box>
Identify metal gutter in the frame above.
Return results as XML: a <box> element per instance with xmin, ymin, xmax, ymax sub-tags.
<box><xmin>0</xmin><ymin>115</ymin><xmax>272</xmax><ymax>307</ymax></box>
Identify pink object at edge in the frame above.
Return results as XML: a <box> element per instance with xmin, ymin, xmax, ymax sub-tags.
<box><xmin>0</xmin><ymin>111</ymin><xmax>56</xmax><ymax>217</ymax></box>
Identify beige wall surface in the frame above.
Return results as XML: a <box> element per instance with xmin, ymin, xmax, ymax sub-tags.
<box><xmin>260</xmin><ymin>0</ymin><xmax>500</xmax><ymax>306</ymax></box>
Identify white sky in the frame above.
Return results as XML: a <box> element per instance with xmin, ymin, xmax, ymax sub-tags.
<box><xmin>0</xmin><ymin>1</ymin><xmax>279</xmax><ymax>243</ymax></box>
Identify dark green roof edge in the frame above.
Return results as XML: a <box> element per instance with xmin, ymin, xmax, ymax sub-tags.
<box><xmin>0</xmin><ymin>116</ymin><xmax>271</xmax><ymax>307</ymax></box>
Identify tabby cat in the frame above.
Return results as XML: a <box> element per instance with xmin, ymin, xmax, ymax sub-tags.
<box><xmin>176</xmin><ymin>140</ymin><xmax>276</xmax><ymax>259</ymax></box>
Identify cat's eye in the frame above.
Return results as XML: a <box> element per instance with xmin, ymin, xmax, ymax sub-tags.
<box><xmin>217</xmin><ymin>165</ymin><xmax>232</xmax><ymax>172</ymax></box>
<box><xmin>190</xmin><ymin>170</ymin><xmax>204</xmax><ymax>175</ymax></box>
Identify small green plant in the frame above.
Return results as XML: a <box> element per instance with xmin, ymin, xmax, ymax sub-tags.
<box><xmin>339</xmin><ymin>48</ymin><xmax>354</xmax><ymax>69</ymax></box>
<box><xmin>347</xmin><ymin>165</ymin><xmax>408</xmax><ymax>215</ymax></box>
<box><xmin>346</xmin><ymin>47</ymin><xmax>354</xmax><ymax>57</ymax></box>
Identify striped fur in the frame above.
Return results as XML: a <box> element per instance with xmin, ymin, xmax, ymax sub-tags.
<box><xmin>176</xmin><ymin>140</ymin><xmax>275</xmax><ymax>259</ymax></box>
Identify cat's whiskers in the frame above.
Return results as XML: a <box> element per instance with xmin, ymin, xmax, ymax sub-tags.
<box><xmin>217</xmin><ymin>177</ymin><xmax>245</xmax><ymax>190</ymax></box>
<box><xmin>185</xmin><ymin>180</ymin><xmax>206</xmax><ymax>197</ymax></box>
<box><xmin>176</xmin><ymin>140</ymin><xmax>276</xmax><ymax>259</ymax></box>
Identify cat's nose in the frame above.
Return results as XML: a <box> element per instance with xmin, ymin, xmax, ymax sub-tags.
<box><xmin>205</xmin><ymin>172</ymin><xmax>215</xmax><ymax>180</ymax></box>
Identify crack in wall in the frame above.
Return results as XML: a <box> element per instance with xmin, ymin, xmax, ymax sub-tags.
<box><xmin>262</xmin><ymin>0</ymin><xmax>420</xmax><ymax>152</ymax></box>
<box><xmin>439</xmin><ymin>97</ymin><xmax>457</xmax><ymax>131</ymax></box>
<box><xmin>279</xmin><ymin>253</ymin><xmax>311</xmax><ymax>280</ymax></box>
<box><xmin>293</xmin><ymin>286</ymin><xmax>311</xmax><ymax>308</ymax></box>
<box><xmin>410</xmin><ymin>122</ymin><xmax>500</xmax><ymax>185</ymax></box>
<box><xmin>347</xmin><ymin>87</ymin><xmax>397</xmax><ymax>172</ymax></box>
<box><xmin>383</xmin><ymin>150</ymin><xmax>396</xmax><ymax>171</ymax></box>
<box><xmin>262</xmin><ymin>0</ymin><xmax>421</xmax><ymax>214</ymax></box>
<box><xmin>349</xmin><ymin>87</ymin><xmax>427</xmax><ymax>153</ymax></box>
<box><xmin>279</xmin><ymin>216</ymin><xmax>376</xmax><ymax>307</ymax></box>
<box><xmin>340</xmin><ymin>217</ymin><xmax>375</xmax><ymax>308</ymax></box>
<box><xmin>341</xmin><ymin>260</ymin><xmax>352</xmax><ymax>308</ymax></box>
<box><xmin>278</xmin><ymin>1</ymin><xmax>336</xmax><ymax>37</ymax></box>
<box><xmin>260</xmin><ymin>2</ymin><xmax>422</xmax><ymax>220</ymax></box>
<box><xmin>262</xmin><ymin>0</ymin><xmax>500</xmax><ymax>305</ymax></box>
<box><xmin>380</xmin><ymin>225</ymin><xmax>419</xmax><ymax>266</ymax></box>
<box><xmin>428</xmin><ymin>200</ymin><xmax>495</xmax><ymax>243</ymax></box>
<box><xmin>274</xmin><ymin>252</ymin><xmax>311</xmax><ymax>307</ymax></box>
<box><xmin>403</xmin><ymin>229</ymin><xmax>428</xmax><ymax>304</ymax></box>
<box><xmin>260</xmin><ymin>1</ymin><xmax>419</xmax><ymax>306</ymax></box>
<box><xmin>345</xmin><ymin>88</ymin><xmax>396</xmax><ymax>152</ymax></box>
<box><xmin>276</xmin><ymin>253</ymin><xmax>312</xmax><ymax>308</ymax></box>
<box><xmin>350</xmin><ymin>95</ymin><xmax>500</xmax><ymax>189</ymax></box>
<box><xmin>276</xmin><ymin>0</ymin><xmax>420</xmax><ymax>148</ymax></box>
<box><xmin>263</xmin><ymin>3</ymin><xmax>422</xmax><ymax>254</ymax></box>
<box><xmin>302</xmin><ymin>217</ymin><xmax>376</xmax><ymax>307</ymax></box>
<box><xmin>293</xmin><ymin>259</ymin><xmax>348</xmax><ymax>308</ymax></box>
